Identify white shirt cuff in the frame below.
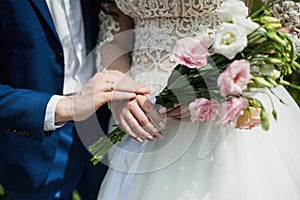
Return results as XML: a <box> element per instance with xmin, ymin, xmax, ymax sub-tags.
<box><xmin>44</xmin><ymin>95</ymin><xmax>64</xmax><ymax>131</ymax></box>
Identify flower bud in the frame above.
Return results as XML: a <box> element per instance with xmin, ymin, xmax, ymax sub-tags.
<box><xmin>249</xmin><ymin>37</ymin><xmax>267</xmax><ymax>46</ymax></box>
<box><xmin>251</xmin><ymin>76</ymin><xmax>275</xmax><ymax>88</ymax></box>
<box><xmin>248</xmin><ymin>98</ymin><xmax>261</xmax><ymax>108</ymax></box>
<box><xmin>292</xmin><ymin>61</ymin><xmax>300</xmax><ymax>70</ymax></box>
<box><xmin>264</xmin><ymin>23</ymin><xmax>282</xmax><ymax>30</ymax></box>
<box><xmin>283</xmin><ymin>66</ymin><xmax>293</xmax><ymax>75</ymax></box>
<box><xmin>265</xmin><ymin>76</ymin><xmax>278</xmax><ymax>86</ymax></box>
<box><xmin>265</xmin><ymin>49</ymin><xmax>276</xmax><ymax>54</ymax></box>
<box><xmin>260</xmin><ymin>16</ymin><xmax>280</xmax><ymax>24</ymax></box>
<box><xmin>266</xmin><ymin>31</ymin><xmax>287</xmax><ymax>46</ymax></box>
<box><xmin>272</xmin><ymin>110</ymin><xmax>277</xmax><ymax>121</ymax></box>
<box><xmin>260</xmin><ymin>108</ymin><xmax>270</xmax><ymax>131</ymax></box>
<box><xmin>265</xmin><ymin>57</ymin><xmax>282</xmax><ymax>65</ymax></box>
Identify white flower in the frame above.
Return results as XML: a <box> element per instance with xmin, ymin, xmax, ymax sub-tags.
<box><xmin>213</xmin><ymin>23</ymin><xmax>247</xmax><ymax>60</ymax></box>
<box><xmin>232</xmin><ymin>16</ymin><xmax>260</xmax><ymax>35</ymax></box>
<box><xmin>195</xmin><ymin>32</ymin><xmax>214</xmax><ymax>48</ymax></box>
<box><xmin>217</xmin><ymin>0</ymin><xmax>248</xmax><ymax>22</ymax></box>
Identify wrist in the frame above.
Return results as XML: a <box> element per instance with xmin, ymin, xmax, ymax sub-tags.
<box><xmin>55</xmin><ymin>96</ymin><xmax>74</xmax><ymax>123</ymax></box>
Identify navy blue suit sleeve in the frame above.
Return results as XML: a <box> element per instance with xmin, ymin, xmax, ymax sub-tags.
<box><xmin>0</xmin><ymin>84</ymin><xmax>53</xmax><ymax>142</ymax></box>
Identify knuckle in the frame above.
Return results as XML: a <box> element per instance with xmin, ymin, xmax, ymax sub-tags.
<box><xmin>139</xmin><ymin>117</ymin><xmax>149</xmax><ymax>126</ymax></box>
<box><xmin>95</xmin><ymin>72</ymin><xmax>102</xmax><ymax>78</ymax></box>
<box><xmin>128</xmin><ymin>119</ymin><xmax>136</xmax><ymax>126</ymax></box>
<box><xmin>127</xmin><ymin>101</ymin><xmax>135</xmax><ymax>109</ymax></box>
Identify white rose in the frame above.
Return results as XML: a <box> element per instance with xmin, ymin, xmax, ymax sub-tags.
<box><xmin>232</xmin><ymin>16</ymin><xmax>260</xmax><ymax>35</ymax></box>
<box><xmin>217</xmin><ymin>0</ymin><xmax>248</xmax><ymax>22</ymax></box>
<box><xmin>213</xmin><ymin>23</ymin><xmax>248</xmax><ymax>60</ymax></box>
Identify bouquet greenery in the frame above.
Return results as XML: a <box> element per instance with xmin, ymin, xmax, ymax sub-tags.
<box><xmin>89</xmin><ymin>0</ymin><xmax>300</xmax><ymax>165</ymax></box>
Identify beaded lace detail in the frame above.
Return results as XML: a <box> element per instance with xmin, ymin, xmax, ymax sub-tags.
<box><xmin>97</xmin><ymin>0</ymin><xmax>300</xmax><ymax>95</ymax></box>
<box><xmin>272</xmin><ymin>1</ymin><xmax>300</xmax><ymax>53</ymax></box>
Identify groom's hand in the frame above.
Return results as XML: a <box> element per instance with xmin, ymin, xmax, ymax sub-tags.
<box><xmin>54</xmin><ymin>72</ymin><xmax>150</xmax><ymax>123</ymax></box>
<box><xmin>110</xmin><ymin>94</ymin><xmax>164</xmax><ymax>142</ymax></box>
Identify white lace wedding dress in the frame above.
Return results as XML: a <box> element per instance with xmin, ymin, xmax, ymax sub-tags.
<box><xmin>96</xmin><ymin>1</ymin><xmax>300</xmax><ymax>199</ymax></box>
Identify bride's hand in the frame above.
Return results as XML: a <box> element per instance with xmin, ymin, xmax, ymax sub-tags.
<box><xmin>111</xmin><ymin>94</ymin><xmax>164</xmax><ymax>142</ymax></box>
<box><xmin>164</xmin><ymin>103</ymin><xmax>191</xmax><ymax>121</ymax></box>
<box><xmin>278</xmin><ymin>27</ymin><xmax>292</xmax><ymax>34</ymax></box>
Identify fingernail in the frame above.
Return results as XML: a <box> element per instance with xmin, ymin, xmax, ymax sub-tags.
<box><xmin>159</xmin><ymin>122</ymin><xmax>165</xmax><ymax>129</ymax></box>
<box><xmin>159</xmin><ymin>107</ymin><xmax>167</xmax><ymax>114</ymax></box>
<box><xmin>130</xmin><ymin>93</ymin><xmax>136</xmax><ymax>99</ymax></box>
<box><xmin>155</xmin><ymin>132</ymin><xmax>163</xmax><ymax>140</ymax></box>
<box><xmin>137</xmin><ymin>138</ymin><xmax>143</xmax><ymax>143</ymax></box>
<box><xmin>139</xmin><ymin>86</ymin><xmax>150</xmax><ymax>92</ymax></box>
<box><xmin>147</xmin><ymin>135</ymin><xmax>154</xmax><ymax>140</ymax></box>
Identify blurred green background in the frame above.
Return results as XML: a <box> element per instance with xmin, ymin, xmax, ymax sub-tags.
<box><xmin>0</xmin><ymin>0</ymin><xmax>299</xmax><ymax>200</ymax></box>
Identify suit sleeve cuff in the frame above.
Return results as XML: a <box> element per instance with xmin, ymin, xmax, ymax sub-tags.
<box><xmin>44</xmin><ymin>95</ymin><xmax>64</xmax><ymax>131</ymax></box>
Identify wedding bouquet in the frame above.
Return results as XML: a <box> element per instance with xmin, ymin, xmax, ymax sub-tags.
<box><xmin>89</xmin><ymin>0</ymin><xmax>300</xmax><ymax>165</ymax></box>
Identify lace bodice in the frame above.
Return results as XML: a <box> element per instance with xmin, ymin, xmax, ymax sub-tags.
<box><xmin>97</xmin><ymin>0</ymin><xmax>300</xmax><ymax>95</ymax></box>
<box><xmin>272</xmin><ymin>1</ymin><xmax>300</xmax><ymax>53</ymax></box>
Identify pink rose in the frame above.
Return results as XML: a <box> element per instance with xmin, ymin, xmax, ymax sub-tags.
<box><xmin>218</xmin><ymin>97</ymin><xmax>249</xmax><ymax>127</ymax></box>
<box><xmin>189</xmin><ymin>98</ymin><xmax>221</xmax><ymax>122</ymax></box>
<box><xmin>171</xmin><ymin>37</ymin><xmax>209</xmax><ymax>68</ymax></box>
<box><xmin>217</xmin><ymin>59</ymin><xmax>253</xmax><ymax>97</ymax></box>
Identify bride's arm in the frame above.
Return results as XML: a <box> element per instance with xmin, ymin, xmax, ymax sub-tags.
<box><xmin>97</xmin><ymin>2</ymin><xmax>163</xmax><ymax>141</ymax></box>
<box><xmin>97</xmin><ymin>2</ymin><xmax>133</xmax><ymax>73</ymax></box>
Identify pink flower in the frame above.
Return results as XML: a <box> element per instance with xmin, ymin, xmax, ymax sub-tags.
<box><xmin>236</xmin><ymin>106</ymin><xmax>261</xmax><ymax>129</ymax></box>
<box><xmin>189</xmin><ymin>98</ymin><xmax>221</xmax><ymax>122</ymax></box>
<box><xmin>171</xmin><ymin>37</ymin><xmax>209</xmax><ymax>68</ymax></box>
<box><xmin>217</xmin><ymin>59</ymin><xmax>253</xmax><ymax>97</ymax></box>
<box><xmin>218</xmin><ymin>97</ymin><xmax>249</xmax><ymax>127</ymax></box>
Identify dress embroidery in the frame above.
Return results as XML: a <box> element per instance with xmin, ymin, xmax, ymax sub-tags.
<box><xmin>97</xmin><ymin>0</ymin><xmax>300</xmax><ymax>94</ymax></box>
<box><xmin>272</xmin><ymin>1</ymin><xmax>300</xmax><ymax>53</ymax></box>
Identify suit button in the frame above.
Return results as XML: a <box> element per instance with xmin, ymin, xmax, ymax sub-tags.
<box><xmin>19</xmin><ymin>130</ymin><xmax>30</xmax><ymax>137</ymax></box>
<box><xmin>6</xmin><ymin>128</ymin><xmax>30</xmax><ymax>137</ymax></box>
<box><xmin>55</xmin><ymin>53</ymin><xmax>64</xmax><ymax>62</ymax></box>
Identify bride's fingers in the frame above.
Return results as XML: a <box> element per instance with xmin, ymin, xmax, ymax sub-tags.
<box><xmin>128</xmin><ymin>100</ymin><xmax>159</xmax><ymax>135</ymax></box>
<box><xmin>124</xmin><ymin>114</ymin><xmax>154</xmax><ymax>141</ymax></box>
<box><xmin>146</xmin><ymin>107</ymin><xmax>165</xmax><ymax>130</ymax></box>
<box><xmin>136</xmin><ymin>96</ymin><xmax>165</xmax><ymax>130</ymax></box>
<box><xmin>119</xmin><ymin>117</ymin><xmax>144</xmax><ymax>143</ymax></box>
<box><xmin>166</xmin><ymin>104</ymin><xmax>190</xmax><ymax>118</ymax></box>
<box><xmin>176</xmin><ymin>109</ymin><xmax>191</xmax><ymax>120</ymax></box>
<box><xmin>173</xmin><ymin>113</ymin><xmax>191</xmax><ymax>121</ymax></box>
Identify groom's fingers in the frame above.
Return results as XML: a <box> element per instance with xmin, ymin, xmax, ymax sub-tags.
<box><xmin>98</xmin><ymin>80</ymin><xmax>149</xmax><ymax>94</ymax></box>
<box><xmin>113</xmin><ymin>78</ymin><xmax>150</xmax><ymax>94</ymax></box>
<box><xmin>107</xmin><ymin>91</ymin><xmax>136</xmax><ymax>101</ymax></box>
<box><xmin>96</xmin><ymin>72</ymin><xmax>150</xmax><ymax>94</ymax></box>
<box><xmin>104</xmin><ymin>74</ymin><xmax>150</xmax><ymax>94</ymax></box>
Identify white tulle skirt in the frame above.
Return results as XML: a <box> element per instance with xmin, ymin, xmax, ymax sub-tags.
<box><xmin>97</xmin><ymin>86</ymin><xmax>300</xmax><ymax>200</ymax></box>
